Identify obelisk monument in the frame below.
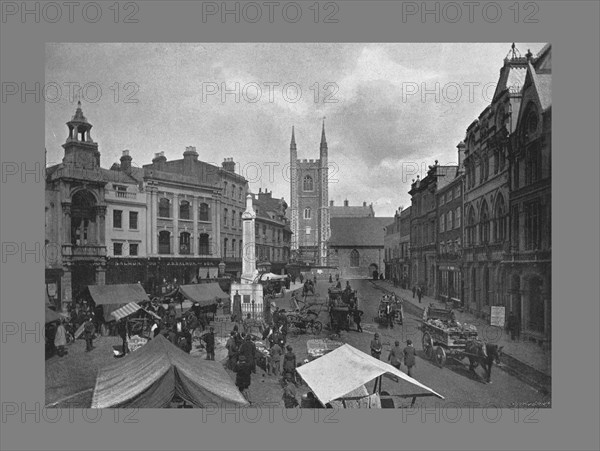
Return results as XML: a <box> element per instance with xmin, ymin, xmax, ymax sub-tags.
<box><xmin>229</xmin><ymin>194</ymin><xmax>263</xmax><ymax>320</ymax></box>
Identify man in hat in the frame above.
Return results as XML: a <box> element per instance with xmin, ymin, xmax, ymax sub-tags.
<box><xmin>117</xmin><ymin>318</ymin><xmax>130</xmax><ymax>355</ymax></box>
<box><xmin>269</xmin><ymin>340</ymin><xmax>282</xmax><ymax>376</ymax></box>
<box><xmin>281</xmin><ymin>373</ymin><xmax>299</xmax><ymax>408</ymax></box>
<box><xmin>240</xmin><ymin>334</ymin><xmax>257</xmax><ymax>373</ymax></box>
<box><xmin>388</xmin><ymin>340</ymin><xmax>402</xmax><ymax>370</ymax></box>
<box><xmin>203</xmin><ymin>326</ymin><xmax>215</xmax><ymax>360</ymax></box>
<box><xmin>83</xmin><ymin>315</ymin><xmax>95</xmax><ymax>352</ymax></box>
<box><xmin>403</xmin><ymin>339</ymin><xmax>416</xmax><ymax>377</ymax></box>
<box><xmin>54</xmin><ymin>318</ymin><xmax>68</xmax><ymax>357</ymax></box>
<box><xmin>282</xmin><ymin>345</ymin><xmax>297</xmax><ymax>383</ymax></box>
<box><xmin>370</xmin><ymin>333</ymin><xmax>382</xmax><ymax>360</ymax></box>
<box><xmin>226</xmin><ymin>331</ymin><xmax>238</xmax><ymax>370</ymax></box>
<box><xmin>234</xmin><ymin>355</ymin><xmax>252</xmax><ymax>402</ymax></box>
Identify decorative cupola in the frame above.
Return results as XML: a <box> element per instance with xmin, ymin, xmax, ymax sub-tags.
<box><xmin>61</xmin><ymin>101</ymin><xmax>100</xmax><ymax>170</ymax></box>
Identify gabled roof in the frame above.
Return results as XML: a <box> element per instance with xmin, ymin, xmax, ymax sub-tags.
<box><xmin>329</xmin><ymin>217</ymin><xmax>393</xmax><ymax>247</ymax></box>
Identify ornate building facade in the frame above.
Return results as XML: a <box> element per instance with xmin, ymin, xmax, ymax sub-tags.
<box><xmin>504</xmin><ymin>44</ymin><xmax>552</xmax><ymax>345</ymax></box>
<box><xmin>46</xmin><ymin>102</ymin><xmax>110</xmax><ymax>310</ymax></box>
<box><xmin>462</xmin><ymin>45</ymin><xmax>526</xmax><ymax>321</ymax></box>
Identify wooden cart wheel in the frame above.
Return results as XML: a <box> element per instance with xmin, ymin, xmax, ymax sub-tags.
<box><xmin>435</xmin><ymin>346</ymin><xmax>447</xmax><ymax>367</ymax></box>
<box><xmin>422</xmin><ymin>333</ymin><xmax>433</xmax><ymax>359</ymax></box>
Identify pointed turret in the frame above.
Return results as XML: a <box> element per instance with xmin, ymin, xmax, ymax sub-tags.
<box><xmin>62</xmin><ymin>101</ymin><xmax>100</xmax><ymax>169</ymax></box>
<box><xmin>290</xmin><ymin>126</ymin><xmax>297</xmax><ymax>150</ymax></box>
<box><xmin>320</xmin><ymin>117</ymin><xmax>328</xmax><ymax>158</ymax></box>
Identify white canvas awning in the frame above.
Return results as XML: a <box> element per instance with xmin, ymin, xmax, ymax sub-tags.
<box><xmin>111</xmin><ymin>302</ymin><xmax>141</xmax><ymax>321</ymax></box>
<box><xmin>296</xmin><ymin>344</ymin><xmax>444</xmax><ymax>406</ymax></box>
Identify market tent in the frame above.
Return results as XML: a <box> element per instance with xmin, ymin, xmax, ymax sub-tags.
<box><xmin>296</xmin><ymin>344</ymin><xmax>444</xmax><ymax>407</ymax></box>
<box><xmin>45</xmin><ymin>307</ymin><xmax>62</xmax><ymax>324</ymax></box>
<box><xmin>87</xmin><ymin>284</ymin><xmax>150</xmax><ymax>322</ymax></box>
<box><xmin>91</xmin><ymin>334</ymin><xmax>249</xmax><ymax>409</ymax></box>
<box><xmin>178</xmin><ymin>283</ymin><xmax>227</xmax><ymax>308</ymax></box>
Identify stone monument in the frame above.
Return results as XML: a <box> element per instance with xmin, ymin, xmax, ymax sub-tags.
<box><xmin>230</xmin><ymin>195</ymin><xmax>264</xmax><ymax>320</ymax></box>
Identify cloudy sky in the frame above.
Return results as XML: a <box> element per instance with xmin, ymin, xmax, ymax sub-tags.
<box><xmin>46</xmin><ymin>42</ymin><xmax>546</xmax><ymax>217</ymax></box>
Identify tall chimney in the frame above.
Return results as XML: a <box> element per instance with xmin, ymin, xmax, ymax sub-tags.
<box><xmin>183</xmin><ymin>146</ymin><xmax>198</xmax><ymax>161</ymax></box>
<box><xmin>363</xmin><ymin>201</ymin><xmax>367</xmax><ymax>207</ymax></box>
<box><xmin>120</xmin><ymin>150</ymin><xmax>132</xmax><ymax>173</ymax></box>
<box><xmin>152</xmin><ymin>151</ymin><xmax>167</xmax><ymax>170</ymax></box>
<box><xmin>222</xmin><ymin>157</ymin><xmax>236</xmax><ymax>173</ymax></box>
<box><xmin>457</xmin><ymin>141</ymin><xmax>466</xmax><ymax>173</ymax></box>
<box><xmin>329</xmin><ymin>200</ymin><xmax>334</xmax><ymax>207</ymax></box>
<box><xmin>344</xmin><ymin>199</ymin><xmax>349</xmax><ymax>207</ymax></box>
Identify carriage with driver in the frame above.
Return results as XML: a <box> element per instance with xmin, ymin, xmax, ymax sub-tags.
<box><xmin>420</xmin><ymin>304</ymin><xmax>503</xmax><ymax>383</ymax></box>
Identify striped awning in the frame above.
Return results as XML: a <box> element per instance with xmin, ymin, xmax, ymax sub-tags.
<box><xmin>111</xmin><ymin>302</ymin><xmax>141</xmax><ymax>321</ymax></box>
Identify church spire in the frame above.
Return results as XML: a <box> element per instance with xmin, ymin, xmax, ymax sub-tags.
<box><xmin>320</xmin><ymin>117</ymin><xmax>328</xmax><ymax>157</ymax></box>
<box><xmin>290</xmin><ymin>126</ymin><xmax>296</xmax><ymax>150</ymax></box>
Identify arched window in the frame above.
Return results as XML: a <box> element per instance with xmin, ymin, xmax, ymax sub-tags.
<box><xmin>158</xmin><ymin>198</ymin><xmax>171</xmax><ymax>218</ymax></box>
<box><xmin>179</xmin><ymin>232</ymin><xmax>190</xmax><ymax>254</ymax></box>
<box><xmin>467</xmin><ymin>206</ymin><xmax>476</xmax><ymax>245</ymax></box>
<box><xmin>231</xmin><ymin>239</ymin><xmax>236</xmax><ymax>258</ymax></box>
<box><xmin>480</xmin><ymin>201</ymin><xmax>490</xmax><ymax>244</ymax></box>
<box><xmin>231</xmin><ymin>184</ymin><xmax>236</xmax><ymax>198</ymax></box>
<box><xmin>303</xmin><ymin>175</ymin><xmax>314</xmax><ymax>192</ymax></box>
<box><xmin>70</xmin><ymin>190</ymin><xmax>96</xmax><ymax>246</ymax></box>
<box><xmin>199</xmin><ymin>203</ymin><xmax>209</xmax><ymax>221</ymax></box>
<box><xmin>199</xmin><ymin>233</ymin><xmax>210</xmax><ymax>255</ymax></box>
<box><xmin>223</xmin><ymin>208</ymin><xmax>228</xmax><ymax>226</ymax></box>
<box><xmin>158</xmin><ymin>230</ymin><xmax>171</xmax><ymax>254</ymax></box>
<box><xmin>455</xmin><ymin>207</ymin><xmax>461</xmax><ymax>229</ymax></box>
<box><xmin>495</xmin><ymin>194</ymin><xmax>506</xmax><ymax>242</ymax></box>
<box><xmin>232</xmin><ymin>210</ymin><xmax>236</xmax><ymax>228</ymax></box>
<box><xmin>179</xmin><ymin>200</ymin><xmax>190</xmax><ymax>220</ymax></box>
<box><xmin>350</xmin><ymin>249</ymin><xmax>359</xmax><ymax>267</ymax></box>
<box><xmin>223</xmin><ymin>238</ymin><xmax>228</xmax><ymax>258</ymax></box>
<box><xmin>304</xmin><ymin>208</ymin><xmax>311</xmax><ymax>220</ymax></box>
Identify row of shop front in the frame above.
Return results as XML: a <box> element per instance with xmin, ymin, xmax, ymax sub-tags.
<box><xmin>384</xmin><ymin>255</ymin><xmax>550</xmax><ymax>346</ymax></box>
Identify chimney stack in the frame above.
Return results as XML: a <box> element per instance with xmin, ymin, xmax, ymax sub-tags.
<box><xmin>457</xmin><ymin>141</ymin><xmax>466</xmax><ymax>173</ymax></box>
<box><xmin>330</xmin><ymin>200</ymin><xmax>334</xmax><ymax>207</ymax></box>
<box><xmin>363</xmin><ymin>201</ymin><xmax>367</xmax><ymax>207</ymax></box>
<box><xmin>183</xmin><ymin>146</ymin><xmax>198</xmax><ymax>161</ymax></box>
<box><xmin>222</xmin><ymin>157</ymin><xmax>236</xmax><ymax>173</ymax></box>
<box><xmin>120</xmin><ymin>150</ymin><xmax>132</xmax><ymax>173</ymax></box>
<box><xmin>152</xmin><ymin>151</ymin><xmax>167</xmax><ymax>170</ymax></box>
<box><xmin>344</xmin><ymin>199</ymin><xmax>349</xmax><ymax>207</ymax></box>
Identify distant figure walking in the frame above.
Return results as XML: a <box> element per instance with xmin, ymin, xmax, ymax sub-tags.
<box><xmin>403</xmin><ymin>339</ymin><xmax>416</xmax><ymax>377</ymax></box>
<box><xmin>412</xmin><ymin>286</ymin><xmax>416</xmax><ymax>298</ymax></box>
<box><xmin>417</xmin><ymin>287</ymin><xmax>423</xmax><ymax>303</ymax></box>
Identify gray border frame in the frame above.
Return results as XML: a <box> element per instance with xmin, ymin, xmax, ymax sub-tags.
<box><xmin>1</xmin><ymin>1</ymin><xmax>599</xmax><ymax>450</ymax></box>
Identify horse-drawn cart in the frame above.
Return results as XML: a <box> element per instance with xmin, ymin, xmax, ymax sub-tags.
<box><xmin>327</xmin><ymin>288</ymin><xmax>358</xmax><ymax>332</ymax></box>
<box><xmin>420</xmin><ymin>304</ymin><xmax>479</xmax><ymax>368</ymax></box>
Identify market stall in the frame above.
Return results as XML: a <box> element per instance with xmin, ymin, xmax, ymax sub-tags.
<box><xmin>296</xmin><ymin>344</ymin><xmax>444</xmax><ymax>409</ymax></box>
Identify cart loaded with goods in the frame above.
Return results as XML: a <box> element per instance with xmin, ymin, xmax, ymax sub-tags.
<box><xmin>420</xmin><ymin>304</ymin><xmax>479</xmax><ymax>368</ymax></box>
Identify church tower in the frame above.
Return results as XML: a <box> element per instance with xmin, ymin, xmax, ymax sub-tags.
<box><xmin>289</xmin><ymin>121</ymin><xmax>330</xmax><ymax>266</ymax></box>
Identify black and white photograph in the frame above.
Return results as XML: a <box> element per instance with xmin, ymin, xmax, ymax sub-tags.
<box><xmin>43</xmin><ymin>42</ymin><xmax>552</xmax><ymax>410</ymax></box>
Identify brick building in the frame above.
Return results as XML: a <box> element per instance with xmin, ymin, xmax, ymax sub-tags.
<box><xmin>409</xmin><ymin>162</ymin><xmax>457</xmax><ymax>296</ymax></box>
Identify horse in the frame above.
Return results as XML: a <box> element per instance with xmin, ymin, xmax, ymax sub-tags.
<box><xmin>465</xmin><ymin>340</ymin><xmax>504</xmax><ymax>383</ymax></box>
